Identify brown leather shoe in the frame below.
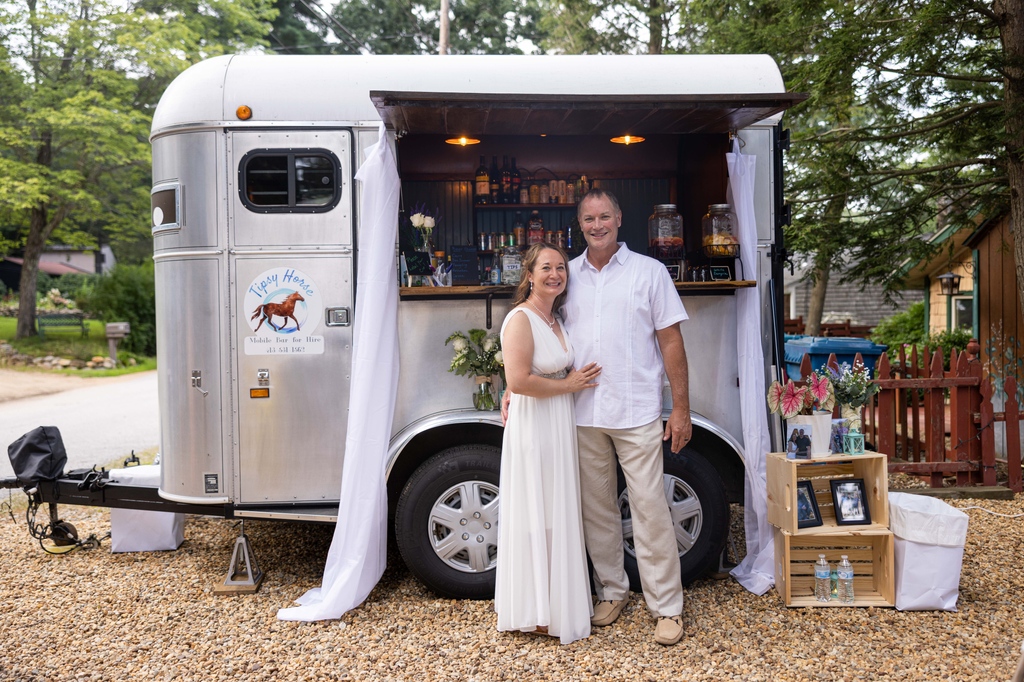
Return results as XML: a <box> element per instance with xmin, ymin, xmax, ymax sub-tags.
<box><xmin>655</xmin><ymin>615</ymin><xmax>684</xmax><ymax>645</ymax></box>
<box><xmin>591</xmin><ymin>597</ymin><xmax>629</xmax><ymax>626</ymax></box>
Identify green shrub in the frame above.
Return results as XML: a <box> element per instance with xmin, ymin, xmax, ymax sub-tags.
<box><xmin>871</xmin><ymin>302</ymin><xmax>928</xmax><ymax>349</ymax></box>
<box><xmin>0</xmin><ymin>280</ymin><xmax>6</xmax><ymax>298</ymax></box>
<box><xmin>56</xmin><ymin>273</ymin><xmax>99</xmax><ymax>308</ymax></box>
<box><xmin>82</xmin><ymin>263</ymin><xmax>156</xmax><ymax>356</ymax></box>
<box><xmin>34</xmin><ymin>271</ymin><xmax>54</xmax><ymax>295</ymax></box>
<box><xmin>929</xmin><ymin>327</ymin><xmax>974</xmax><ymax>366</ymax></box>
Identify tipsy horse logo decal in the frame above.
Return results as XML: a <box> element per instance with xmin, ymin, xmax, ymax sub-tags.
<box><xmin>251</xmin><ymin>291</ymin><xmax>305</xmax><ymax>332</ymax></box>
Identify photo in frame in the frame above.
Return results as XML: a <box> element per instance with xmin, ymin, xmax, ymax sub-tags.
<box><xmin>785</xmin><ymin>422</ymin><xmax>814</xmax><ymax>460</ymax></box>
<box><xmin>795</xmin><ymin>480</ymin><xmax>822</xmax><ymax>529</ymax></box>
<box><xmin>830</xmin><ymin>478</ymin><xmax>871</xmax><ymax>525</ymax></box>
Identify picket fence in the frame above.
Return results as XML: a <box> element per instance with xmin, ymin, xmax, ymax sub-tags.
<box><xmin>795</xmin><ymin>341</ymin><xmax>1022</xmax><ymax>493</ymax></box>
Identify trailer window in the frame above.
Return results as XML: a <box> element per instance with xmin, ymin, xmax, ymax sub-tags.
<box><xmin>240</xmin><ymin>149</ymin><xmax>341</xmax><ymax>213</ymax></box>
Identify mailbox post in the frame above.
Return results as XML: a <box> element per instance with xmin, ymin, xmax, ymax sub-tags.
<box><xmin>105</xmin><ymin>322</ymin><xmax>131</xmax><ymax>363</ymax></box>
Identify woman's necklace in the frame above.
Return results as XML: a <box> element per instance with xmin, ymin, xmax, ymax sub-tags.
<box><xmin>526</xmin><ymin>298</ymin><xmax>555</xmax><ymax>329</ymax></box>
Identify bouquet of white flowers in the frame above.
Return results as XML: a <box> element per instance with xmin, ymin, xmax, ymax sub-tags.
<box><xmin>446</xmin><ymin>329</ymin><xmax>503</xmax><ymax>382</ymax></box>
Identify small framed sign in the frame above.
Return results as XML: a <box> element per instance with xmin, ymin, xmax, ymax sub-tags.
<box><xmin>449</xmin><ymin>245</ymin><xmax>479</xmax><ymax>286</ymax></box>
<box><xmin>709</xmin><ymin>265</ymin><xmax>732</xmax><ymax>281</ymax></box>
<box><xmin>664</xmin><ymin>264</ymin><xmax>681</xmax><ymax>281</ymax></box>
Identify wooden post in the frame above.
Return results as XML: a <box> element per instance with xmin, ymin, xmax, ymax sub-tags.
<box><xmin>876</xmin><ymin>352</ymin><xmax>895</xmax><ymax>459</ymax></box>
<box><xmin>897</xmin><ymin>345</ymin><xmax>909</xmax><ymax>463</ymax></box>
<box><xmin>966</xmin><ymin>350</ymin><xmax>985</xmax><ymax>486</ymax></box>
<box><xmin>1005</xmin><ymin>376</ymin><xmax>1022</xmax><ymax>493</ymax></box>
<box><xmin>951</xmin><ymin>350</ymin><xmax>971</xmax><ymax>487</ymax></box>
<box><xmin>909</xmin><ymin>346</ymin><xmax>921</xmax><ymax>462</ymax></box>
<box><xmin>979</xmin><ymin>378</ymin><xmax>997</xmax><ymax>487</ymax></box>
<box><xmin>925</xmin><ymin>349</ymin><xmax>945</xmax><ymax>488</ymax></box>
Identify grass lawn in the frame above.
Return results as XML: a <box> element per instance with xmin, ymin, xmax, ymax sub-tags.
<box><xmin>0</xmin><ymin>316</ymin><xmax>155</xmax><ymax>375</ymax></box>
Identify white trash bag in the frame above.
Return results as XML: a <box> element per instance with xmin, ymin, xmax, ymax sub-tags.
<box><xmin>108</xmin><ymin>464</ymin><xmax>185</xmax><ymax>553</ymax></box>
<box><xmin>888</xmin><ymin>492</ymin><xmax>969</xmax><ymax>611</ymax></box>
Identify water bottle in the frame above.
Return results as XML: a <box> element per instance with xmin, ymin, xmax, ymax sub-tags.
<box><xmin>814</xmin><ymin>554</ymin><xmax>831</xmax><ymax>602</ymax></box>
<box><xmin>837</xmin><ymin>555</ymin><xmax>855</xmax><ymax>604</ymax></box>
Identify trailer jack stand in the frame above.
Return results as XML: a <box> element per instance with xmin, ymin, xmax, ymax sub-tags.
<box><xmin>214</xmin><ymin>521</ymin><xmax>264</xmax><ymax>595</ymax></box>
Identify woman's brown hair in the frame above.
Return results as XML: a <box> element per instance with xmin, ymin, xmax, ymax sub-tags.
<box><xmin>511</xmin><ymin>243</ymin><xmax>571</xmax><ymax>316</ymax></box>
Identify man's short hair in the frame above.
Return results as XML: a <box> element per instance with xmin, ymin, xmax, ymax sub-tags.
<box><xmin>578</xmin><ymin>188</ymin><xmax>621</xmax><ymax>219</ymax></box>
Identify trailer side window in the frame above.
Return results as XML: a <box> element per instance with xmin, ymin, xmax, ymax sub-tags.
<box><xmin>240</xmin><ymin>149</ymin><xmax>341</xmax><ymax>213</ymax></box>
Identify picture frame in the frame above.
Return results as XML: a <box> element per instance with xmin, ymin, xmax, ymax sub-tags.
<box><xmin>795</xmin><ymin>480</ymin><xmax>822</xmax><ymax>529</ymax></box>
<box><xmin>785</xmin><ymin>422</ymin><xmax>814</xmax><ymax>460</ymax></box>
<box><xmin>664</xmin><ymin>263</ymin><xmax>681</xmax><ymax>281</ymax></box>
<box><xmin>830</xmin><ymin>478</ymin><xmax>871</xmax><ymax>525</ymax></box>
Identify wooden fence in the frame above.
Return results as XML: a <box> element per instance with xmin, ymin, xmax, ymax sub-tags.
<box><xmin>795</xmin><ymin>343</ymin><xmax>1022</xmax><ymax>493</ymax></box>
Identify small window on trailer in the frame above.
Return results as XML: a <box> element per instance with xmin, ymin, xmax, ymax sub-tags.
<box><xmin>239</xmin><ymin>149</ymin><xmax>341</xmax><ymax>213</ymax></box>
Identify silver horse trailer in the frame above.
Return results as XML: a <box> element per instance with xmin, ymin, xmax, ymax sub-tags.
<box><xmin>15</xmin><ymin>55</ymin><xmax>802</xmax><ymax>598</ymax></box>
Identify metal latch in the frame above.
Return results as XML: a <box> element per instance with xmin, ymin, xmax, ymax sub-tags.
<box><xmin>191</xmin><ymin>370</ymin><xmax>209</xmax><ymax>397</ymax></box>
<box><xmin>325</xmin><ymin>307</ymin><xmax>350</xmax><ymax>327</ymax></box>
<box><xmin>257</xmin><ymin>369</ymin><xmax>270</xmax><ymax>387</ymax></box>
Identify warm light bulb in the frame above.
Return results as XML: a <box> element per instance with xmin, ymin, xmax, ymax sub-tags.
<box><xmin>445</xmin><ymin>136</ymin><xmax>480</xmax><ymax>146</ymax></box>
<box><xmin>611</xmin><ymin>134</ymin><xmax>645</xmax><ymax>145</ymax></box>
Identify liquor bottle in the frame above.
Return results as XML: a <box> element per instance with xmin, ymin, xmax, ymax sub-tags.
<box><xmin>512</xmin><ymin>211</ymin><xmax>525</xmax><ymax>247</ymax></box>
<box><xmin>489</xmin><ymin>156</ymin><xmax>500</xmax><ymax>205</ymax></box>
<box><xmin>475</xmin><ymin>155</ymin><xmax>490</xmax><ymax>205</ymax></box>
<box><xmin>527</xmin><ymin>210</ymin><xmax>545</xmax><ymax>245</ymax></box>
<box><xmin>510</xmin><ymin>157</ymin><xmax>522</xmax><ymax>204</ymax></box>
<box><xmin>501</xmin><ymin>241</ymin><xmax>521</xmax><ymax>286</ymax></box>
<box><xmin>500</xmin><ymin>155</ymin><xmax>512</xmax><ymax>204</ymax></box>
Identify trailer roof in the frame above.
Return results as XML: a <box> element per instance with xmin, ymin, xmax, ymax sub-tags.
<box><xmin>152</xmin><ymin>54</ymin><xmax>804</xmax><ymax>137</ymax></box>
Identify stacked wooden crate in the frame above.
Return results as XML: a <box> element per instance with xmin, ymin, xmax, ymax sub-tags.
<box><xmin>767</xmin><ymin>452</ymin><xmax>895</xmax><ymax>607</ymax></box>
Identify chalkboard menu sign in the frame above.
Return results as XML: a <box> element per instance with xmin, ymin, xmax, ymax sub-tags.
<box><xmin>450</xmin><ymin>245</ymin><xmax>479</xmax><ymax>286</ymax></box>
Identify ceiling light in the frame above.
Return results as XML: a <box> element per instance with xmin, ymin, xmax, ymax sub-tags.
<box><xmin>445</xmin><ymin>136</ymin><xmax>480</xmax><ymax>146</ymax></box>
<box><xmin>611</xmin><ymin>135</ymin><xmax>645</xmax><ymax>145</ymax></box>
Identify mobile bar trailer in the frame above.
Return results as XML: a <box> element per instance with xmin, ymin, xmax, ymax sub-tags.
<box><xmin>3</xmin><ymin>54</ymin><xmax>803</xmax><ymax>598</ymax></box>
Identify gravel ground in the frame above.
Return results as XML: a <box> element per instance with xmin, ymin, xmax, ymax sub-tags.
<box><xmin>1</xmin><ymin>492</ymin><xmax>1022</xmax><ymax>682</ymax></box>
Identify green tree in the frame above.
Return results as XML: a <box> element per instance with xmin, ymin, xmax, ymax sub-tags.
<box><xmin>332</xmin><ymin>0</ymin><xmax>545</xmax><ymax>54</ymax></box>
<box><xmin>0</xmin><ymin>0</ymin><xmax>276</xmax><ymax>339</ymax></box>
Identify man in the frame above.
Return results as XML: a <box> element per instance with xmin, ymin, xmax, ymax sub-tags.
<box><xmin>562</xmin><ymin>188</ymin><xmax>691</xmax><ymax>646</ymax></box>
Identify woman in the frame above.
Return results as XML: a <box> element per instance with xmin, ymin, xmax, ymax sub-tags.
<box><xmin>495</xmin><ymin>243</ymin><xmax>601</xmax><ymax>644</ymax></box>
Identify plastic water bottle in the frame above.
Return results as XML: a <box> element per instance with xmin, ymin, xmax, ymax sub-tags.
<box><xmin>837</xmin><ymin>555</ymin><xmax>855</xmax><ymax>604</ymax></box>
<box><xmin>814</xmin><ymin>554</ymin><xmax>831</xmax><ymax>602</ymax></box>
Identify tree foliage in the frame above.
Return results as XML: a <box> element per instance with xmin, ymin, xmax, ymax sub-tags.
<box><xmin>331</xmin><ymin>0</ymin><xmax>545</xmax><ymax>54</ymax></box>
<box><xmin>0</xmin><ymin>0</ymin><xmax>275</xmax><ymax>338</ymax></box>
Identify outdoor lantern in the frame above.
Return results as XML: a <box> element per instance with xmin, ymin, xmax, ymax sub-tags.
<box><xmin>937</xmin><ymin>271</ymin><xmax>962</xmax><ymax>296</ymax></box>
<box><xmin>844</xmin><ymin>427</ymin><xmax>866</xmax><ymax>455</ymax></box>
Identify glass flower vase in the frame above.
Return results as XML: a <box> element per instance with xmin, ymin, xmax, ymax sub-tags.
<box><xmin>473</xmin><ymin>377</ymin><xmax>496</xmax><ymax>411</ymax></box>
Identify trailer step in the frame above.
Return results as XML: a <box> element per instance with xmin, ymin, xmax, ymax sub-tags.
<box><xmin>233</xmin><ymin>505</ymin><xmax>339</xmax><ymax>523</ymax></box>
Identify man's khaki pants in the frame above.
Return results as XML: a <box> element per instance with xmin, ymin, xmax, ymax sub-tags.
<box><xmin>577</xmin><ymin>419</ymin><xmax>684</xmax><ymax>618</ymax></box>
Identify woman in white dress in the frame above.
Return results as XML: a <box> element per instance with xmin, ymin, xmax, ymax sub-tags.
<box><xmin>495</xmin><ymin>243</ymin><xmax>601</xmax><ymax>644</ymax></box>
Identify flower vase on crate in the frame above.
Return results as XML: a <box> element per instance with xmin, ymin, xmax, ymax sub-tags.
<box><xmin>767</xmin><ymin>371</ymin><xmax>836</xmax><ymax>458</ymax></box>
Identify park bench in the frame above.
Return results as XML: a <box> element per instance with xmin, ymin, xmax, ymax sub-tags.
<box><xmin>36</xmin><ymin>312</ymin><xmax>87</xmax><ymax>339</ymax></box>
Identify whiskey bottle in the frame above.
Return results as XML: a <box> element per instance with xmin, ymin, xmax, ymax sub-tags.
<box><xmin>475</xmin><ymin>155</ymin><xmax>490</xmax><ymax>205</ymax></box>
<box><xmin>489</xmin><ymin>156</ymin><xmax>500</xmax><ymax>204</ymax></box>
<box><xmin>510</xmin><ymin>157</ymin><xmax>522</xmax><ymax>204</ymax></box>
<box><xmin>500</xmin><ymin>155</ymin><xmax>512</xmax><ymax>204</ymax></box>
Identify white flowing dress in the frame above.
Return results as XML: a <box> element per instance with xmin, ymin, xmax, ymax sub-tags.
<box><xmin>495</xmin><ymin>307</ymin><xmax>592</xmax><ymax>644</ymax></box>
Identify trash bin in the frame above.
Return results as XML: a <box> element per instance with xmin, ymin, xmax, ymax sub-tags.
<box><xmin>108</xmin><ymin>464</ymin><xmax>185</xmax><ymax>553</ymax></box>
<box><xmin>784</xmin><ymin>336</ymin><xmax>888</xmax><ymax>381</ymax></box>
<box><xmin>888</xmin><ymin>492</ymin><xmax>969</xmax><ymax>611</ymax></box>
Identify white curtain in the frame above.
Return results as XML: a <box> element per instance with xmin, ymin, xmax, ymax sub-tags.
<box><xmin>278</xmin><ymin>124</ymin><xmax>401</xmax><ymax>621</ymax></box>
<box><xmin>726</xmin><ymin>138</ymin><xmax>776</xmax><ymax>595</ymax></box>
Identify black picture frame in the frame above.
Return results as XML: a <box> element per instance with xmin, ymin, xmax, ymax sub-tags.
<box><xmin>830</xmin><ymin>478</ymin><xmax>871</xmax><ymax>525</ymax></box>
<box><xmin>665</xmin><ymin>264</ymin><xmax>681</xmax><ymax>281</ymax></box>
<box><xmin>795</xmin><ymin>480</ymin><xmax>822</xmax><ymax>529</ymax></box>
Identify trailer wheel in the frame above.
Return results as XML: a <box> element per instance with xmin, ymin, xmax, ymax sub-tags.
<box><xmin>617</xmin><ymin>444</ymin><xmax>729</xmax><ymax>591</ymax></box>
<box><xmin>395</xmin><ymin>445</ymin><xmax>501</xmax><ymax>600</ymax></box>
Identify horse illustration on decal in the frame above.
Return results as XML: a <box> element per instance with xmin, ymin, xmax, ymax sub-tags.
<box><xmin>251</xmin><ymin>291</ymin><xmax>305</xmax><ymax>332</ymax></box>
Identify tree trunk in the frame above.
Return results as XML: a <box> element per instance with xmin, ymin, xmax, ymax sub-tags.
<box><xmin>804</xmin><ymin>259</ymin><xmax>829</xmax><ymax>336</ymax></box>
<box><xmin>648</xmin><ymin>0</ymin><xmax>662</xmax><ymax>54</ymax></box>
<box><xmin>15</xmin><ymin>131</ymin><xmax>60</xmax><ymax>340</ymax></box>
<box><xmin>995</xmin><ymin>1</ymin><xmax>1024</xmax><ymax>332</ymax></box>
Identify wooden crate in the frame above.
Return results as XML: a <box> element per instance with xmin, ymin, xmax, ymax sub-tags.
<box><xmin>767</xmin><ymin>451</ymin><xmax>889</xmax><ymax>536</ymax></box>
<box><xmin>774</xmin><ymin>528</ymin><xmax>894</xmax><ymax>607</ymax></box>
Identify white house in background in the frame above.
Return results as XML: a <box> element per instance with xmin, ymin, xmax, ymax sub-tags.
<box><xmin>39</xmin><ymin>245</ymin><xmax>115</xmax><ymax>275</ymax></box>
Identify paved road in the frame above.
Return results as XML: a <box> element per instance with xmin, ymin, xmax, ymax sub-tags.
<box><xmin>0</xmin><ymin>371</ymin><xmax>159</xmax><ymax>480</ymax></box>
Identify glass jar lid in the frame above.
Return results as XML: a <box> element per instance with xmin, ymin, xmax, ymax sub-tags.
<box><xmin>709</xmin><ymin>203</ymin><xmax>731</xmax><ymax>212</ymax></box>
<box><xmin>654</xmin><ymin>204</ymin><xmax>678</xmax><ymax>212</ymax></box>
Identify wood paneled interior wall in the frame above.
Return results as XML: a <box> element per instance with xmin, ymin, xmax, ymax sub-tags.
<box><xmin>397</xmin><ymin>132</ymin><xmax>731</xmax><ymax>262</ymax></box>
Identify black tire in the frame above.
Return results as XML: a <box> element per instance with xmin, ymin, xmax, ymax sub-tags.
<box><xmin>395</xmin><ymin>445</ymin><xmax>501</xmax><ymax>599</ymax></box>
<box><xmin>617</xmin><ymin>444</ymin><xmax>729</xmax><ymax>591</ymax></box>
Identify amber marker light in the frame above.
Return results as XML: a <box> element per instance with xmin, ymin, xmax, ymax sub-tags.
<box><xmin>236</xmin><ymin>105</ymin><xmax>253</xmax><ymax>120</ymax></box>
<box><xmin>250</xmin><ymin>387</ymin><xmax>270</xmax><ymax>399</ymax></box>
<box><xmin>445</xmin><ymin>136</ymin><xmax>480</xmax><ymax>146</ymax></box>
<box><xmin>611</xmin><ymin>134</ymin><xmax>645</xmax><ymax>145</ymax></box>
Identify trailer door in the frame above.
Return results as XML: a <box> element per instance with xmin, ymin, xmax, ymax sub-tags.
<box><xmin>228</xmin><ymin>129</ymin><xmax>353</xmax><ymax>505</ymax></box>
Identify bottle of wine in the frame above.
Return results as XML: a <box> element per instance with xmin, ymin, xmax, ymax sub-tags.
<box><xmin>475</xmin><ymin>155</ymin><xmax>490</xmax><ymax>205</ymax></box>
<box><xmin>489</xmin><ymin>156</ymin><xmax>500</xmax><ymax>205</ymax></box>
<box><xmin>510</xmin><ymin>157</ymin><xmax>522</xmax><ymax>204</ymax></box>
<box><xmin>500</xmin><ymin>155</ymin><xmax>512</xmax><ymax>204</ymax></box>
